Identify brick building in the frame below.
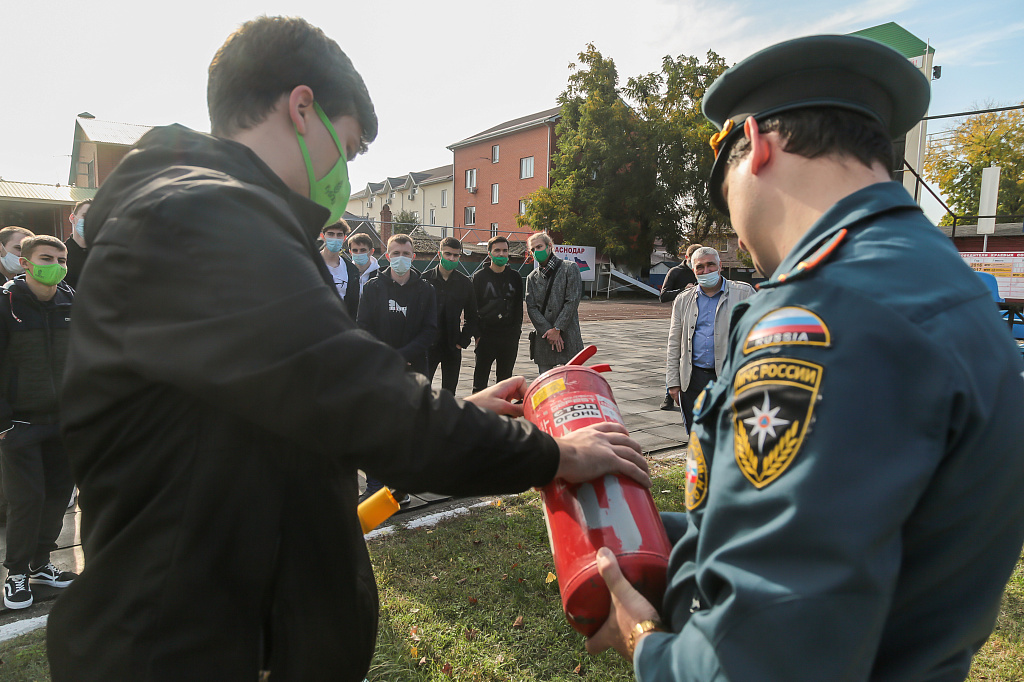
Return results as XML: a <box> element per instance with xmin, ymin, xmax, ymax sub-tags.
<box><xmin>447</xmin><ymin>107</ymin><xmax>560</xmax><ymax>244</ymax></box>
<box><xmin>69</xmin><ymin>114</ymin><xmax>152</xmax><ymax>189</ymax></box>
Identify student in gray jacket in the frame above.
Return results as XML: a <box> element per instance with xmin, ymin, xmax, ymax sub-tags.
<box><xmin>666</xmin><ymin>247</ymin><xmax>754</xmax><ymax>431</ymax></box>
<box><xmin>525</xmin><ymin>232</ymin><xmax>583</xmax><ymax>374</ymax></box>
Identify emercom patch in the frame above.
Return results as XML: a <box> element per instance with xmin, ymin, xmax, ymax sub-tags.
<box><xmin>743</xmin><ymin>306</ymin><xmax>830</xmax><ymax>354</ymax></box>
<box><xmin>731</xmin><ymin>358</ymin><xmax>823</xmax><ymax>489</ymax></box>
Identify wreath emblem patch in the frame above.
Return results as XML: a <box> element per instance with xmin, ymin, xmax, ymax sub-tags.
<box><xmin>731</xmin><ymin>357</ymin><xmax>823</xmax><ymax>489</ymax></box>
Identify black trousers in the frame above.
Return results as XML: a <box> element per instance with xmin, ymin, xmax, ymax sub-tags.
<box><xmin>427</xmin><ymin>347</ymin><xmax>462</xmax><ymax>395</ymax></box>
<box><xmin>1</xmin><ymin>423</ymin><xmax>74</xmax><ymax>575</ymax></box>
<box><xmin>681</xmin><ymin>366</ymin><xmax>717</xmax><ymax>431</ymax></box>
<box><xmin>473</xmin><ymin>331</ymin><xmax>521</xmax><ymax>393</ymax></box>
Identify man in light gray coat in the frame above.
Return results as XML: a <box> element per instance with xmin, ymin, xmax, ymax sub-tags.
<box><xmin>666</xmin><ymin>246</ymin><xmax>754</xmax><ymax>432</ymax></box>
<box><xmin>526</xmin><ymin>232</ymin><xmax>584</xmax><ymax>374</ymax></box>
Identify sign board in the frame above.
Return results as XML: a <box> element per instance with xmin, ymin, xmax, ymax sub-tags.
<box><xmin>961</xmin><ymin>252</ymin><xmax>1024</xmax><ymax>298</ymax></box>
<box><xmin>552</xmin><ymin>244</ymin><xmax>597</xmax><ymax>282</ymax></box>
<box><xmin>978</xmin><ymin>166</ymin><xmax>1001</xmax><ymax>235</ymax></box>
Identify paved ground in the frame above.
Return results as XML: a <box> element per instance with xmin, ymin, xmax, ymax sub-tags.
<box><xmin>0</xmin><ymin>300</ymin><xmax>682</xmax><ymax>617</ymax></box>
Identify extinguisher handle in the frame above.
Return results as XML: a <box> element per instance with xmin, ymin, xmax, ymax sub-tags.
<box><xmin>588</xmin><ymin>363</ymin><xmax>612</xmax><ymax>373</ymax></box>
<box><xmin>568</xmin><ymin>345</ymin><xmax>598</xmax><ymax>366</ymax></box>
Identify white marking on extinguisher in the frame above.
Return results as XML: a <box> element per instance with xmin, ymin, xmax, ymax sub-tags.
<box><xmin>576</xmin><ymin>475</ymin><xmax>643</xmax><ymax>553</ymax></box>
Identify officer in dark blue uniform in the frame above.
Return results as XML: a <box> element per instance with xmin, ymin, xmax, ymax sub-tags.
<box><xmin>585</xmin><ymin>35</ymin><xmax>1024</xmax><ymax>680</ymax></box>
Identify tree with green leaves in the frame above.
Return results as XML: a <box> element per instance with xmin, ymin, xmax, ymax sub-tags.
<box><xmin>924</xmin><ymin>105</ymin><xmax>1023</xmax><ymax>225</ymax></box>
<box><xmin>392</xmin><ymin>209</ymin><xmax>419</xmax><ymax>235</ymax></box>
<box><xmin>517</xmin><ymin>45</ymin><xmax>729</xmax><ymax>267</ymax></box>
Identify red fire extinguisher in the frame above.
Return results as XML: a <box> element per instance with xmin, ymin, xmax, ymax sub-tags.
<box><xmin>524</xmin><ymin>345</ymin><xmax>671</xmax><ymax>637</ymax></box>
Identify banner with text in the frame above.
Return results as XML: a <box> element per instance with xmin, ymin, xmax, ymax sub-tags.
<box><xmin>961</xmin><ymin>252</ymin><xmax>1024</xmax><ymax>299</ymax></box>
<box><xmin>553</xmin><ymin>244</ymin><xmax>597</xmax><ymax>281</ymax></box>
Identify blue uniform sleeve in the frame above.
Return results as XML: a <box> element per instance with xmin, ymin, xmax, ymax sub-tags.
<box><xmin>636</xmin><ymin>299</ymin><xmax>955</xmax><ymax>681</ymax></box>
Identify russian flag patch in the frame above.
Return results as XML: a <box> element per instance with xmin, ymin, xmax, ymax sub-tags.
<box><xmin>743</xmin><ymin>307</ymin><xmax>831</xmax><ymax>354</ymax></box>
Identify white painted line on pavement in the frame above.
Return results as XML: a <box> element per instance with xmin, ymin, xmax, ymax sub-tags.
<box><xmin>0</xmin><ymin>614</ymin><xmax>47</xmax><ymax>643</ymax></box>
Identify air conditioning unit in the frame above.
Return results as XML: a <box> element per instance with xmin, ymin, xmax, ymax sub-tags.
<box><xmin>468</xmin><ymin>186</ymin><xmax>478</xmax><ymax>194</ymax></box>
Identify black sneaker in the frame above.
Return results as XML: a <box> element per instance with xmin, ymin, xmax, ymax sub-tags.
<box><xmin>391</xmin><ymin>490</ymin><xmax>412</xmax><ymax>506</ymax></box>
<box><xmin>659</xmin><ymin>394</ymin><xmax>675</xmax><ymax>411</ymax></box>
<box><xmin>4</xmin><ymin>574</ymin><xmax>32</xmax><ymax>609</ymax></box>
<box><xmin>28</xmin><ymin>562</ymin><xmax>76</xmax><ymax>588</ymax></box>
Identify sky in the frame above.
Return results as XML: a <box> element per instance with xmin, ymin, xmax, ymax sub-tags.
<box><xmin>1</xmin><ymin>0</ymin><xmax>1021</xmax><ymax>221</ymax></box>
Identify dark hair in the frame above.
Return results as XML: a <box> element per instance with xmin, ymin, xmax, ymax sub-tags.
<box><xmin>487</xmin><ymin>235</ymin><xmax>509</xmax><ymax>251</ymax></box>
<box><xmin>323</xmin><ymin>219</ymin><xmax>350</xmax><ymax>236</ymax></box>
<box><xmin>347</xmin><ymin>233</ymin><xmax>373</xmax><ymax>250</ymax></box>
<box><xmin>207</xmin><ymin>16</ymin><xmax>378</xmax><ymax>152</ymax></box>
<box><xmin>725</xmin><ymin>107</ymin><xmax>893</xmax><ymax>173</ymax></box>
<box><xmin>72</xmin><ymin>199</ymin><xmax>92</xmax><ymax>214</ymax></box>
<box><xmin>21</xmin><ymin>235</ymin><xmax>67</xmax><ymax>261</ymax></box>
<box><xmin>440</xmin><ymin>236</ymin><xmax>461</xmax><ymax>251</ymax></box>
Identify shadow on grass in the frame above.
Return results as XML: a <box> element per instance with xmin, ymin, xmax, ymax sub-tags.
<box><xmin>365</xmin><ymin>466</ymin><xmax>688</xmax><ymax>681</ymax></box>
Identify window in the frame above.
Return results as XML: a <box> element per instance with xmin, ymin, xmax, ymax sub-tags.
<box><xmin>491</xmin><ymin>183</ymin><xmax>499</xmax><ymax>204</ymax></box>
<box><xmin>465</xmin><ymin>168</ymin><xmax>477</xmax><ymax>189</ymax></box>
<box><xmin>491</xmin><ymin>223</ymin><xmax>499</xmax><ymax>237</ymax></box>
<box><xmin>389</xmin><ymin>190</ymin><xmax>395</xmax><ymax>200</ymax></box>
<box><xmin>520</xmin><ymin>156</ymin><xmax>534</xmax><ymax>179</ymax></box>
<box><xmin>519</xmin><ymin>200</ymin><xmax>527</xmax><ymax>215</ymax></box>
<box><xmin>429</xmin><ymin>208</ymin><xmax>436</xmax><ymax>225</ymax></box>
<box><xmin>492</xmin><ymin>145</ymin><xmax>500</xmax><ymax>163</ymax></box>
<box><xmin>465</xmin><ymin>206</ymin><xmax>476</xmax><ymax>225</ymax></box>
<box><xmin>441</xmin><ymin>189</ymin><xmax>448</xmax><ymax>207</ymax></box>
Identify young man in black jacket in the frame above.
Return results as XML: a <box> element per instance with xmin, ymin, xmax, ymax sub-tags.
<box><xmin>48</xmin><ymin>17</ymin><xmax>648</xmax><ymax>682</ymax></box>
<box><xmin>423</xmin><ymin>236</ymin><xmax>477</xmax><ymax>394</ymax></box>
<box><xmin>471</xmin><ymin>235</ymin><xmax>524</xmax><ymax>393</ymax></box>
<box><xmin>63</xmin><ymin>200</ymin><xmax>91</xmax><ymax>290</ymax></box>
<box><xmin>0</xmin><ymin>236</ymin><xmax>77</xmax><ymax>610</ymax></box>
<box><xmin>357</xmin><ymin>233</ymin><xmax>437</xmax><ymax>375</ymax></box>
<box><xmin>320</xmin><ymin>219</ymin><xmax>360</xmax><ymax>317</ymax></box>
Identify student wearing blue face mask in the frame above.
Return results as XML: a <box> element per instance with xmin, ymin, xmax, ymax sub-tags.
<box><xmin>319</xmin><ymin>219</ymin><xmax>360</xmax><ymax>317</ymax></box>
<box><xmin>63</xmin><ymin>199</ymin><xmax>91</xmax><ymax>290</ymax></box>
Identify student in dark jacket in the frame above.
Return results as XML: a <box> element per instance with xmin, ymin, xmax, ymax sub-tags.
<box><xmin>471</xmin><ymin>236</ymin><xmax>524</xmax><ymax>393</ymax></box>
<box><xmin>357</xmin><ymin>233</ymin><xmax>437</xmax><ymax>375</ymax></box>
<box><xmin>0</xmin><ymin>236</ymin><xmax>77</xmax><ymax>610</ymax></box>
<box><xmin>47</xmin><ymin>17</ymin><xmax>648</xmax><ymax>682</ymax></box>
<box><xmin>63</xmin><ymin>200</ymin><xmax>91</xmax><ymax>291</ymax></box>
<box><xmin>423</xmin><ymin>236</ymin><xmax>477</xmax><ymax>394</ymax></box>
<box><xmin>319</xmin><ymin>219</ymin><xmax>360</xmax><ymax>317</ymax></box>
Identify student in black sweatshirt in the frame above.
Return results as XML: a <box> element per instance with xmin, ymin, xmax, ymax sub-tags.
<box><xmin>471</xmin><ymin>236</ymin><xmax>524</xmax><ymax>394</ymax></box>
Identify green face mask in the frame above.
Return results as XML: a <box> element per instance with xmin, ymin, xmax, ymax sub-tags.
<box><xmin>440</xmin><ymin>256</ymin><xmax>458</xmax><ymax>271</ymax></box>
<box><xmin>534</xmin><ymin>248</ymin><xmax>549</xmax><ymax>263</ymax></box>
<box><xmin>491</xmin><ymin>256</ymin><xmax>509</xmax><ymax>267</ymax></box>
<box><xmin>295</xmin><ymin>102</ymin><xmax>352</xmax><ymax>226</ymax></box>
<box><xmin>25</xmin><ymin>260</ymin><xmax>67</xmax><ymax>286</ymax></box>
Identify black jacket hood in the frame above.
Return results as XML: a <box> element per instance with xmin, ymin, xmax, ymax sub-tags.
<box><xmin>86</xmin><ymin>124</ymin><xmax>328</xmax><ymax>246</ymax></box>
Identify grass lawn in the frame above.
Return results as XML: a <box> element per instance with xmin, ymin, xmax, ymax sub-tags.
<box><xmin>2</xmin><ymin>458</ymin><xmax>1023</xmax><ymax>681</ymax></box>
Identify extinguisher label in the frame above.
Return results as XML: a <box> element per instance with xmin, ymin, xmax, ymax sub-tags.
<box><xmin>530</xmin><ymin>378</ymin><xmax>566</xmax><ymax>410</ymax></box>
<box><xmin>553</xmin><ymin>403</ymin><xmax>602</xmax><ymax>427</ymax></box>
<box><xmin>597</xmin><ymin>395</ymin><xmax>623</xmax><ymax>424</ymax></box>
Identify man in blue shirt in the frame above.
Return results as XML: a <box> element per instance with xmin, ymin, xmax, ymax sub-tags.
<box><xmin>587</xmin><ymin>34</ymin><xmax>1024</xmax><ymax>681</ymax></box>
<box><xmin>665</xmin><ymin>247</ymin><xmax>753</xmax><ymax>431</ymax></box>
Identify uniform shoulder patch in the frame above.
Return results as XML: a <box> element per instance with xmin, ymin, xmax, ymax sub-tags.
<box><xmin>685</xmin><ymin>436</ymin><xmax>708</xmax><ymax>511</ymax></box>
<box><xmin>743</xmin><ymin>306</ymin><xmax>831</xmax><ymax>354</ymax></box>
<box><xmin>731</xmin><ymin>357</ymin><xmax>823</xmax><ymax>489</ymax></box>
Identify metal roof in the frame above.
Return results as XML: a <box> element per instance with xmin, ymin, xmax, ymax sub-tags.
<box><xmin>850</xmin><ymin>22</ymin><xmax>935</xmax><ymax>59</ymax></box>
<box><xmin>448</xmin><ymin>107</ymin><xmax>561</xmax><ymax>149</ymax></box>
<box><xmin>75</xmin><ymin>117</ymin><xmax>153</xmax><ymax>146</ymax></box>
<box><xmin>0</xmin><ymin>180</ymin><xmax>98</xmax><ymax>204</ymax></box>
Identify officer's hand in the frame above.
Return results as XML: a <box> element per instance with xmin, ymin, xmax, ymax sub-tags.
<box><xmin>586</xmin><ymin>547</ymin><xmax>661</xmax><ymax>660</ymax></box>
<box><xmin>668</xmin><ymin>387</ymin><xmax>680</xmax><ymax>403</ymax></box>
<box><xmin>464</xmin><ymin>376</ymin><xmax>527</xmax><ymax>418</ymax></box>
<box><xmin>554</xmin><ymin>422</ymin><xmax>649</xmax><ymax>487</ymax></box>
